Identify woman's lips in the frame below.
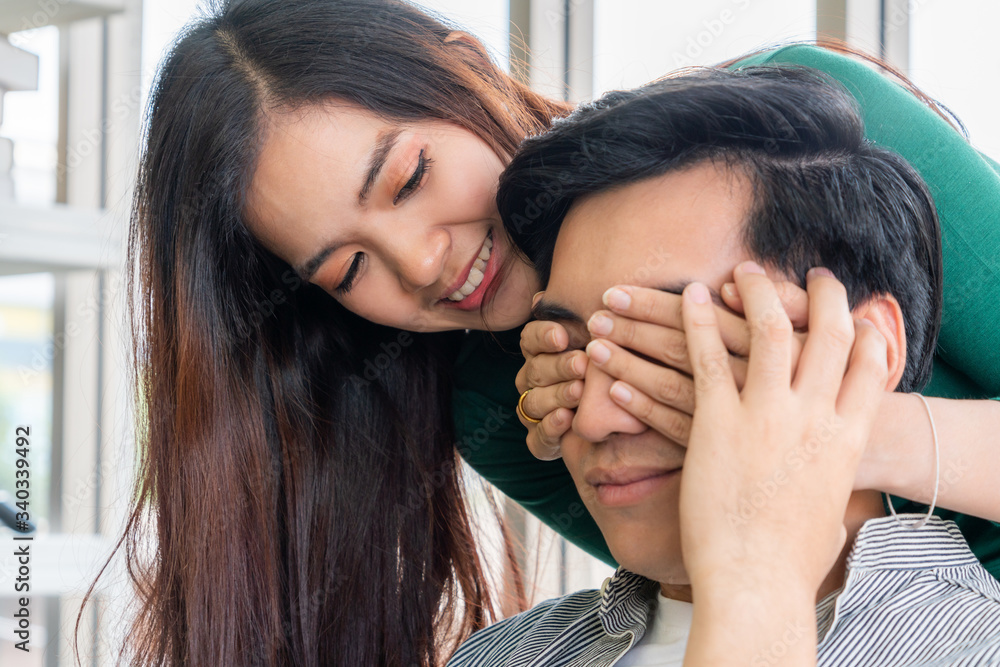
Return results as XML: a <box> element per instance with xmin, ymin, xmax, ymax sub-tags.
<box><xmin>439</xmin><ymin>230</ymin><xmax>500</xmax><ymax>312</ymax></box>
<box><xmin>589</xmin><ymin>467</ymin><xmax>681</xmax><ymax>507</ymax></box>
<box><xmin>439</xmin><ymin>234</ymin><xmax>486</xmax><ymax>300</ymax></box>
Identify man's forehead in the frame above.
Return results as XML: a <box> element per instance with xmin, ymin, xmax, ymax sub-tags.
<box><xmin>538</xmin><ymin>163</ymin><xmax>748</xmax><ymax>345</ymax></box>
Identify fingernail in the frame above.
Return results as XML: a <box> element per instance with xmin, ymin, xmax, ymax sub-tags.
<box><xmin>739</xmin><ymin>261</ymin><xmax>766</xmax><ymax>275</ymax></box>
<box><xmin>568</xmin><ymin>381</ymin><xmax>582</xmax><ymax>399</ymax></box>
<box><xmin>610</xmin><ymin>382</ymin><xmax>632</xmax><ymax>404</ymax></box>
<box><xmin>586</xmin><ymin>340</ymin><xmax>611</xmax><ymax>364</ymax></box>
<box><xmin>722</xmin><ymin>283</ymin><xmax>738</xmax><ymax>299</ymax></box>
<box><xmin>603</xmin><ymin>287</ymin><xmax>631</xmax><ymax>311</ymax></box>
<box><xmin>588</xmin><ymin>313</ymin><xmax>613</xmax><ymax>336</ymax></box>
<box><xmin>807</xmin><ymin>267</ymin><xmax>835</xmax><ymax>281</ymax></box>
<box><xmin>686</xmin><ymin>282</ymin><xmax>710</xmax><ymax>304</ymax></box>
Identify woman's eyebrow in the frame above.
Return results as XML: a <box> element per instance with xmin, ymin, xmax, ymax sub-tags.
<box><xmin>358</xmin><ymin>128</ymin><xmax>403</xmax><ymax>205</ymax></box>
<box><xmin>296</xmin><ymin>242</ymin><xmax>344</xmax><ymax>283</ymax></box>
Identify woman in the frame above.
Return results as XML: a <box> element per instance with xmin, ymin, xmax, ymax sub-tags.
<box><xmin>94</xmin><ymin>2</ymin><xmax>564</xmax><ymax>665</ymax></box>
<box><xmin>87</xmin><ymin>0</ymin><xmax>1000</xmax><ymax>665</ymax></box>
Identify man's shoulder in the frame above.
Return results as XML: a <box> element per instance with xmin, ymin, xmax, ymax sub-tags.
<box><xmin>447</xmin><ymin>588</ymin><xmax>604</xmax><ymax>666</ymax></box>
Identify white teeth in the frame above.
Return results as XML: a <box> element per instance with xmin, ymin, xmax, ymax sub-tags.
<box><xmin>447</xmin><ymin>232</ymin><xmax>493</xmax><ymax>302</ymax></box>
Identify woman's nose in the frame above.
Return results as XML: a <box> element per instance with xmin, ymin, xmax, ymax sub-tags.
<box><xmin>571</xmin><ymin>357</ymin><xmax>647</xmax><ymax>444</ymax></box>
<box><xmin>389</xmin><ymin>226</ymin><xmax>451</xmax><ymax>293</ymax></box>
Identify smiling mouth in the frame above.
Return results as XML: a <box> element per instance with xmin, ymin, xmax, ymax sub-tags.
<box><xmin>446</xmin><ymin>230</ymin><xmax>493</xmax><ymax>302</ymax></box>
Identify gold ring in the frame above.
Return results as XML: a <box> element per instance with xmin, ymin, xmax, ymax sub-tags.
<box><xmin>517</xmin><ymin>388</ymin><xmax>541</xmax><ymax>424</ymax></box>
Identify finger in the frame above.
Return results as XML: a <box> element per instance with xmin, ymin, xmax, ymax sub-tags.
<box><xmin>835</xmin><ymin>319</ymin><xmax>889</xmax><ymax>450</ymax></box>
<box><xmin>608</xmin><ymin>380</ymin><xmax>693</xmax><ymax>446</ymax></box>
<box><xmin>774</xmin><ymin>280</ymin><xmax>810</xmax><ymax>330</ymax></box>
<box><xmin>721</xmin><ymin>280</ymin><xmax>811</xmax><ymax>330</ymax></box>
<box><xmin>586</xmin><ymin>339</ymin><xmax>695</xmax><ymax>413</ymax></box>
<box><xmin>587</xmin><ymin>310</ymin><xmax>691</xmax><ymax>374</ymax></box>
<box><xmin>730</xmin><ymin>355</ymin><xmax>748</xmax><ymax>390</ymax></box>
<box><xmin>525</xmin><ymin>408</ymin><xmax>574</xmax><ymax>461</ymax></box>
<box><xmin>602</xmin><ymin>285</ymin><xmax>754</xmax><ymax>360</ymax></box>
<box><xmin>520</xmin><ymin>319</ymin><xmax>569</xmax><ymax>359</ymax></box>
<box><xmin>792</xmin><ymin>269</ymin><xmax>855</xmax><ymax>402</ymax></box>
<box><xmin>682</xmin><ymin>282</ymin><xmax>739</xmax><ymax>405</ymax></box>
<box><xmin>602</xmin><ymin>285</ymin><xmax>683</xmax><ymax>328</ymax></box>
<box><xmin>589</xmin><ymin>332</ymin><xmax>751</xmax><ymax>394</ymax></box>
<box><xmin>520</xmin><ymin>380</ymin><xmax>583</xmax><ymax>423</ymax></box>
<box><xmin>733</xmin><ymin>261</ymin><xmax>793</xmax><ymax>398</ymax></box>
<box><xmin>720</xmin><ymin>281</ymin><xmax>744</xmax><ymax>314</ymax></box>
<box><xmin>519</xmin><ymin>350</ymin><xmax>588</xmax><ymax>395</ymax></box>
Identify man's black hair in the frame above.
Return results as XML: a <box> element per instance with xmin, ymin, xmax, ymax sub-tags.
<box><xmin>497</xmin><ymin>65</ymin><xmax>943</xmax><ymax>392</ymax></box>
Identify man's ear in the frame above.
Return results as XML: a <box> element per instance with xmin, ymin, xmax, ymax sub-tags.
<box><xmin>852</xmin><ymin>293</ymin><xmax>906</xmax><ymax>391</ymax></box>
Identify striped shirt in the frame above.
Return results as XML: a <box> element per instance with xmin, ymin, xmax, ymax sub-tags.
<box><xmin>448</xmin><ymin>515</ymin><xmax>1000</xmax><ymax>666</ymax></box>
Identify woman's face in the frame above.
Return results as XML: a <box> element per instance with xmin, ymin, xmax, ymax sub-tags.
<box><xmin>244</xmin><ymin>101</ymin><xmax>539</xmax><ymax>332</ymax></box>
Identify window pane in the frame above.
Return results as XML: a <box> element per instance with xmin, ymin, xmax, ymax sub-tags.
<box><xmin>4</xmin><ymin>27</ymin><xmax>59</xmax><ymax>206</ymax></box>
<box><xmin>593</xmin><ymin>0</ymin><xmax>815</xmax><ymax>95</ymax></box>
<box><xmin>413</xmin><ymin>0</ymin><xmax>510</xmax><ymax>69</ymax></box>
<box><xmin>910</xmin><ymin>0</ymin><xmax>1000</xmax><ymax>161</ymax></box>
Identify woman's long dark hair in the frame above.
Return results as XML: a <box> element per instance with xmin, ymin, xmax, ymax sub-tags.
<box><xmin>75</xmin><ymin>1</ymin><xmax>569</xmax><ymax>665</ymax></box>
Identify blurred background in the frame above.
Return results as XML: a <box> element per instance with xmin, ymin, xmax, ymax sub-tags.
<box><xmin>0</xmin><ymin>0</ymin><xmax>997</xmax><ymax>664</ymax></box>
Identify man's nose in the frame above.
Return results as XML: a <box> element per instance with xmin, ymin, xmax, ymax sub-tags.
<box><xmin>572</xmin><ymin>354</ymin><xmax>647</xmax><ymax>443</ymax></box>
<box><xmin>388</xmin><ymin>225</ymin><xmax>450</xmax><ymax>293</ymax></box>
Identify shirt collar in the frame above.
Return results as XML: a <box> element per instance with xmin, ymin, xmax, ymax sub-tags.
<box><xmin>597</xmin><ymin>568</ymin><xmax>660</xmax><ymax>637</ymax></box>
<box><xmin>845</xmin><ymin>514</ymin><xmax>979</xmax><ymax>571</ymax></box>
<box><xmin>816</xmin><ymin>514</ymin><xmax>981</xmax><ymax>643</ymax></box>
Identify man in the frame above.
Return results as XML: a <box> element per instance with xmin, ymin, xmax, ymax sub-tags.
<box><xmin>447</xmin><ymin>67</ymin><xmax>1000</xmax><ymax>665</ymax></box>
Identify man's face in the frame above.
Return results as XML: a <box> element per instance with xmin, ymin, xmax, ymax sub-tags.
<box><xmin>541</xmin><ymin>161</ymin><xmax>756</xmax><ymax>584</ymax></box>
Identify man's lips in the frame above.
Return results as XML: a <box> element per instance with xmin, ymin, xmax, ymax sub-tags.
<box><xmin>586</xmin><ymin>466</ymin><xmax>682</xmax><ymax>507</ymax></box>
<box><xmin>585</xmin><ymin>466</ymin><xmax>679</xmax><ymax>487</ymax></box>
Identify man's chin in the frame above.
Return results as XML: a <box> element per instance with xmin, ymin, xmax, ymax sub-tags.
<box><xmin>601</xmin><ymin>526</ymin><xmax>688</xmax><ymax>585</ymax></box>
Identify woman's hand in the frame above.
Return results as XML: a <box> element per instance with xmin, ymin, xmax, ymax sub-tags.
<box><xmin>680</xmin><ymin>263</ymin><xmax>889</xmax><ymax>664</ymax></box>
<box><xmin>680</xmin><ymin>263</ymin><xmax>887</xmax><ymax>593</ymax></box>
<box><xmin>586</xmin><ymin>281</ymin><xmax>807</xmax><ymax>445</ymax></box>
<box><xmin>515</xmin><ymin>295</ymin><xmax>587</xmax><ymax>460</ymax></box>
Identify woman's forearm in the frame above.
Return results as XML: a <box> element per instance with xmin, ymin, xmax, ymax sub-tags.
<box><xmin>860</xmin><ymin>393</ymin><xmax>1000</xmax><ymax>522</ymax></box>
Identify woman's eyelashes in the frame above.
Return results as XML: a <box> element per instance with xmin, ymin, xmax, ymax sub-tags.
<box><xmin>393</xmin><ymin>149</ymin><xmax>433</xmax><ymax>205</ymax></box>
<box><xmin>335</xmin><ymin>149</ymin><xmax>431</xmax><ymax>296</ymax></box>
<box><xmin>335</xmin><ymin>253</ymin><xmax>364</xmax><ymax>295</ymax></box>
